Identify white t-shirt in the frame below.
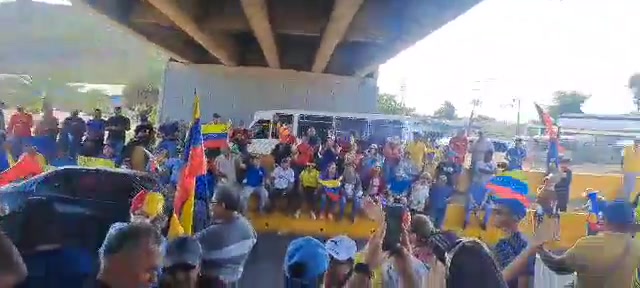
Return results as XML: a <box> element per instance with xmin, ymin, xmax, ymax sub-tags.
<box><xmin>409</xmin><ymin>184</ymin><xmax>430</xmax><ymax>211</ymax></box>
<box><xmin>272</xmin><ymin>166</ymin><xmax>295</xmax><ymax>189</ymax></box>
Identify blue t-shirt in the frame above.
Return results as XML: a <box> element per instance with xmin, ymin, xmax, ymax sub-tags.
<box><xmin>86</xmin><ymin>119</ymin><xmax>106</xmax><ymax>139</ymax></box>
<box><xmin>19</xmin><ymin>247</ymin><xmax>94</xmax><ymax>288</ymax></box>
<box><xmin>245</xmin><ymin>165</ymin><xmax>266</xmax><ymax>187</ymax></box>
<box><xmin>494</xmin><ymin>232</ymin><xmax>534</xmax><ymax>288</ymax></box>
<box><xmin>506</xmin><ymin>147</ymin><xmax>527</xmax><ymax>170</ymax></box>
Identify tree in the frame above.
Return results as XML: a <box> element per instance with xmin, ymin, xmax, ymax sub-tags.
<box><xmin>628</xmin><ymin>73</ymin><xmax>640</xmax><ymax>112</ymax></box>
<box><xmin>377</xmin><ymin>93</ymin><xmax>415</xmax><ymax>115</ymax></box>
<box><xmin>547</xmin><ymin>90</ymin><xmax>589</xmax><ymax>119</ymax></box>
<box><xmin>433</xmin><ymin>101</ymin><xmax>458</xmax><ymax>120</ymax></box>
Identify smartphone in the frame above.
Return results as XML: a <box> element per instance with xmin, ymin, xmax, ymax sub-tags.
<box><xmin>383</xmin><ymin>204</ymin><xmax>406</xmax><ymax>251</ymax></box>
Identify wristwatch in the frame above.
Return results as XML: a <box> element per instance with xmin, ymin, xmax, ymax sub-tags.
<box><xmin>353</xmin><ymin>263</ymin><xmax>373</xmax><ymax>279</ymax></box>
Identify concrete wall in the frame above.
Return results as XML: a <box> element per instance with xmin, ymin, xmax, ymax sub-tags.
<box><xmin>159</xmin><ymin>61</ymin><xmax>379</xmax><ymax>123</ymax></box>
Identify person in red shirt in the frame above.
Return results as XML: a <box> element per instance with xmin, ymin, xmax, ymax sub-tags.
<box><xmin>7</xmin><ymin>106</ymin><xmax>33</xmax><ymax>138</ymax></box>
<box><xmin>294</xmin><ymin>136</ymin><xmax>313</xmax><ymax>167</ymax></box>
<box><xmin>7</xmin><ymin>106</ymin><xmax>34</xmax><ymax>158</ymax></box>
<box><xmin>449</xmin><ymin>129</ymin><xmax>468</xmax><ymax>166</ymax></box>
<box><xmin>230</xmin><ymin>120</ymin><xmax>251</xmax><ymax>156</ymax></box>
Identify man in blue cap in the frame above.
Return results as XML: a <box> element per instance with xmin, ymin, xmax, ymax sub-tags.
<box><xmin>538</xmin><ymin>200</ymin><xmax>640</xmax><ymax>287</ymax></box>
<box><xmin>284</xmin><ymin>236</ymin><xmax>330</xmax><ymax>287</ymax></box>
<box><xmin>492</xmin><ymin>198</ymin><xmax>534</xmax><ymax>288</ymax></box>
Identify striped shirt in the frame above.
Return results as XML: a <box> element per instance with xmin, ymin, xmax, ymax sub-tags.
<box><xmin>196</xmin><ymin>215</ymin><xmax>257</xmax><ymax>283</ymax></box>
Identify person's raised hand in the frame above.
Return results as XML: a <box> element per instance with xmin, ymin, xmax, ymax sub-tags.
<box><xmin>532</xmin><ymin>217</ymin><xmax>559</xmax><ymax>248</ymax></box>
<box><xmin>364</xmin><ymin>221</ymin><xmax>386</xmax><ymax>269</ymax></box>
<box><xmin>362</xmin><ymin>197</ymin><xmax>384</xmax><ymax>223</ymax></box>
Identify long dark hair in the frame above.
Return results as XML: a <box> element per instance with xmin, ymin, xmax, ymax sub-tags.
<box><xmin>17</xmin><ymin>197</ymin><xmax>62</xmax><ymax>252</ymax></box>
<box><xmin>446</xmin><ymin>239</ymin><xmax>507</xmax><ymax>288</ymax></box>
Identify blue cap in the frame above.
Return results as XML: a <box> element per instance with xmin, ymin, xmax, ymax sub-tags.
<box><xmin>284</xmin><ymin>236</ymin><xmax>329</xmax><ymax>281</ymax></box>
<box><xmin>494</xmin><ymin>198</ymin><xmax>527</xmax><ymax>221</ymax></box>
<box><xmin>603</xmin><ymin>200</ymin><xmax>635</xmax><ymax>225</ymax></box>
<box><xmin>164</xmin><ymin>236</ymin><xmax>202</xmax><ymax>268</ymax></box>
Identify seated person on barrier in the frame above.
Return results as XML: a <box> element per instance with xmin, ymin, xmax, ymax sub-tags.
<box><xmin>319</xmin><ymin>162</ymin><xmax>343</xmax><ymax>220</ymax></box>
<box><xmin>296</xmin><ymin>162</ymin><xmax>320</xmax><ymax>219</ymax></box>
<box><xmin>464</xmin><ymin>150</ymin><xmax>496</xmax><ymax>230</ymax></box>
<box><xmin>241</xmin><ymin>154</ymin><xmax>269</xmax><ymax>214</ymax></box>
<box><xmin>269</xmin><ymin>157</ymin><xmax>295</xmax><ymax>213</ymax></box>
<box><xmin>365</xmin><ymin>163</ymin><xmax>387</xmax><ymax>203</ymax></box>
<box><xmin>341</xmin><ymin>153</ymin><xmax>363</xmax><ymax>222</ymax></box>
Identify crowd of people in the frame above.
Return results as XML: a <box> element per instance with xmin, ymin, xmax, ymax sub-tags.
<box><xmin>2</xmin><ymin>105</ymin><xmax>640</xmax><ymax>287</ymax></box>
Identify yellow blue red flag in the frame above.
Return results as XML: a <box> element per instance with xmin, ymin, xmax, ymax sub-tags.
<box><xmin>170</xmin><ymin>92</ymin><xmax>206</xmax><ymax>236</ymax></box>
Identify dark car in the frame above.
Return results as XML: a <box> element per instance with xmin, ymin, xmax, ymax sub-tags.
<box><xmin>0</xmin><ymin>166</ymin><xmax>159</xmax><ymax>253</ymax></box>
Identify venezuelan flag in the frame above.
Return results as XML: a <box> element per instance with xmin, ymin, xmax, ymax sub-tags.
<box><xmin>486</xmin><ymin>175</ymin><xmax>531</xmax><ymax>207</ymax></box>
<box><xmin>202</xmin><ymin>122</ymin><xmax>229</xmax><ymax>149</ymax></box>
<box><xmin>170</xmin><ymin>93</ymin><xmax>207</xmax><ymax>238</ymax></box>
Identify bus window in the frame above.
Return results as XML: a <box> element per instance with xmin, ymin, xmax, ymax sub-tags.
<box><xmin>250</xmin><ymin>119</ymin><xmax>272</xmax><ymax>139</ymax></box>
<box><xmin>298</xmin><ymin>114</ymin><xmax>334</xmax><ymax>140</ymax></box>
<box><xmin>370</xmin><ymin>119</ymin><xmax>405</xmax><ymax>138</ymax></box>
<box><xmin>335</xmin><ymin>117</ymin><xmax>367</xmax><ymax>140</ymax></box>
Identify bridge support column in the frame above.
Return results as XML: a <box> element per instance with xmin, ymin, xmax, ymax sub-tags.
<box><xmin>159</xmin><ymin>61</ymin><xmax>379</xmax><ymax>123</ymax></box>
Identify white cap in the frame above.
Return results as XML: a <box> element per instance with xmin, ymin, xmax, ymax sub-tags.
<box><xmin>325</xmin><ymin>235</ymin><xmax>357</xmax><ymax>261</ymax></box>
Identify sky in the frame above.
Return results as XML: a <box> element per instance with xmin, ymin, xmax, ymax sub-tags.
<box><xmin>378</xmin><ymin>0</ymin><xmax>640</xmax><ymax>121</ymax></box>
<box><xmin>5</xmin><ymin>0</ymin><xmax>640</xmax><ymax>122</ymax></box>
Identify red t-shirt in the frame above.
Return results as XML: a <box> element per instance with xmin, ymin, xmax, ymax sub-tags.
<box><xmin>449</xmin><ymin>136</ymin><xmax>468</xmax><ymax>165</ymax></box>
<box><xmin>8</xmin><ymin>113</ymin><xmax>33</xmax><ymax>137</ymax></box>
<box><xmin>295</xmin><ymin>142</ymin><xmax>313</xmax><ymax>166</ymax></box>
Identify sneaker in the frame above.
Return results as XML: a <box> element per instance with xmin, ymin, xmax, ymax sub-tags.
<box><xmin>327</xmin><ymin>213</ymin><xmax>334</xmax><ymax>221</ymax></box>
<box><xmin>319</xmin><ymin>213</ymin><xmax>325</xmax><ymax>220</ymax></box>
<box><xmin>310</xmin><ymin>211</ymin><xmax>317</xmax><ymax>220</ymax></box>
<box><xmin>294</xmin><ymin>210</ymin><xmax>301</xmax><ymax>219</ymax></box>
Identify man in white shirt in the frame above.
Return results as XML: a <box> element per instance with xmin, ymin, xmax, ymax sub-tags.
<box><xmin>270</xmin><ymin>158</ymin><xmax>295</xmax><ymax>213</ymax></box>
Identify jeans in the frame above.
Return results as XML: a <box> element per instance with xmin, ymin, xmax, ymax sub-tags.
<box><xmin>429</xmin><ymin>206</ymin><xmax>447</xmax><ymax>229</ymax></box>
<box><xmin>320</xmin><ymin>193</ymin><xmax>347</xmax><ymax>218</ymax></box>
<box><xmin>465</xmin><ymin>182</ymin><xmax>492</xmax><ymax>228</ymax></box>
<box><xmin>241</xmin><ymin>185</ymin><xmax>269</xmax><ymax>213</ymax></box>
<box><xmin>108</xmin><ymin>139</ymin><xmax>125</xmax><ymax>165</ymax></box>
<box><xmin>623</xmin><ymin>172</ymin><xmax>638</xmax><ymax>200</ymax></box>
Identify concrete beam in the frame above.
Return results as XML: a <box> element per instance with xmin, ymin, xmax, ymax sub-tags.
<box><xmin>240</xmin><ymin>0</ymin><xmax>280</xmax><ymax>68</ymax></box>
<box><xmin>312</xmin><ymin>0</ymin><xmax>365</xmax><ymax>73</ymax></box>
<box><xmin>146</xmin><ymin>0</ymin><xmax>237</xmax><ymax>66</ymax></box>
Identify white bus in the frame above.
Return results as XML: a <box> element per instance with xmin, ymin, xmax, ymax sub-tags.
<box><xmin>247</xmin><ymin>109</ymin><xmax>413</xmax><ymax>155</ymax></box>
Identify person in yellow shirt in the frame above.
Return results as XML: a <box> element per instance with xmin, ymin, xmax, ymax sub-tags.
<box><xmin>622</xmin><ymin>137</ymin><xmax>640</xmax><ymax>200</ymax></box>
<box><xmin>538</xmin><ymin>200</ymin><xmax>640</xmax><ymax>288</ymax></box>
<box><xmin>298</xmin><ymin>163</ymin><xmax>320</xmax><ymax>219</ymax></box>
<box><xmin>407</xmin><ymin>133</ymin><xmax>427</xmax><ymax>168</ymax></box>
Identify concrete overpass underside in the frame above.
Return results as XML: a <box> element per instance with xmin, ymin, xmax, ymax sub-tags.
<box><xmin>78</xmin><ymin>0</ymin><xmax>481</xmax><ymax>77</ymax></box>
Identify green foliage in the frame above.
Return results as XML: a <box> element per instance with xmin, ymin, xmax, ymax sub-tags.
<box><xmin>547</xmin><ymin>90</ymin><xmax>589</xmax><ymax>119</ymax></box>
<box><xmin>377</xmin><ymin>93</ymin><xmax>415</xmax><ymax>115</ymax></box>
<box><xmin>433</xmin><ymin>101</ymin><xmax>458</xmax><ymax>120</ymax></box>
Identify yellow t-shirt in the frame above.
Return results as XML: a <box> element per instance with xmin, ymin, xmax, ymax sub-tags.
<box><xmin>300</xmin><ymin>168</ymin><xmax>320</xmax><ymax>188</ymax></box>
<box><xmin>407</xmin><ymin>141</ymin><xmax>427</xmax><ymax>167</ymax></box>
<box><xmin>624</xmin><ymin>145</ymin><xmax>640</xmax><ymax>173</ymax></box>
<box><xmin>564</xmin><ymin>232</ymin><xmax>640</xmax><ymax>288</ymax></box>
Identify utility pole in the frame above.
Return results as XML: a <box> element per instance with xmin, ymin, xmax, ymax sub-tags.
<box><xmin>514</xmin><ymin>98</ymin><xmax>521</xmax><ymax>135</ymax></box>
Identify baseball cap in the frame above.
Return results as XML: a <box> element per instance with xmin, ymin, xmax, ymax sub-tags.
<box><xmin>164</xmin><ymin>236</ymin><xmax>202</xmax><ymax>268</ymax></box>
<box><xmin>603</xmin><ymin>200</ymin><xmax>635</xmax><ymax>225</ymax></box>
<box><xmin>284</xmin><ymin>237</ymin><xmax>329</xmax><ymax>281</ymax></box>
<box><xmin>493</xmin><ymin>198</ymin><xmax>527</xmax><ymax>221</ymax></box>
<box><xmin>325</xmin><ymin>235</ymin><xmax>357</xmax><ymax>261</ymax></box>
